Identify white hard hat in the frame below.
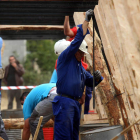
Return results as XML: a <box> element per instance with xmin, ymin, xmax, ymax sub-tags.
<box><xmin>54</xmin><ymin>39</ymin><xmax>71</xmax><ymax>56</ymax></box>
<box><xmin>79</xmin><ymin>40</ymin><xmax>89</xmax><ymax>54</ymax></box>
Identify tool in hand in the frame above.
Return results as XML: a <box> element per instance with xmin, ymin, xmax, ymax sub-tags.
<box><xmin>33</xmin><ymin>116</ymin><xmax>43</xmax><ymax>140</ymax></box>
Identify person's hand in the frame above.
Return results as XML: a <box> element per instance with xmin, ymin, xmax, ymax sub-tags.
<box><xmin>85</xmin><ymin>9</ymin><xmax>94</xmax><ymax>22</ymax></box>
<box><xmin>79</xmin><ymin>94</ymin><xmax>86</xmax><ymax>105</ymax></box>
<box><xmin>11</xmin><ymin>62</ymin><xmax>17</xmax><ymax>68</ymax></box>
<box><xmin>94</xmin><ymin>70</ymin><xmax>101</xmax><ymax>82</ymax></box>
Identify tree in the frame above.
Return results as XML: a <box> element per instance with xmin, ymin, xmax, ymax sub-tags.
<box><xmin>26</xmin><ymin>40</ymin><xmax>58</xmax><ymax>72</ymax></box>
<box><xmin>23</xmin><ymin>40</ymin><xmax>58</xmax><ymax>85</ymax></box>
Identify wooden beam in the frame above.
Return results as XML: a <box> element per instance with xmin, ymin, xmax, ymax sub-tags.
<box><xmin>3</xmin><ymin>118</ymin><xmax>54</xmax><ymax>129</ymax></box>
<box><xmin>0</xmin><ymin>0</ymin><xmax>98</xmax><ymax>1</ymax></box>
<box><xmin>0</xmin><ymin>25</ymin><xmax>64</xmax><ymax>31</ymax></box>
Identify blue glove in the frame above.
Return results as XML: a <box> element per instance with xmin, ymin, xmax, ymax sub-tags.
<box><xmin>0</xmin><ymin>38</ymin><xmax>3</xmax><ymax>68</ymax></box>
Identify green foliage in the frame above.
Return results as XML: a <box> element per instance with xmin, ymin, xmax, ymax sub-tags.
<box><xmin>23</xmin><ymin>71</ymin><xmax>52</xmax><ymax>85</ymax></box>
<box><xmin>23</xmin><ymin>40</ymin><xmax>58</xmax><ymax>85</ymax></box>
<box><xmin>26</xmin><ymin>40</ymin><xmax>58</xmax><ymax>72</ymax></box>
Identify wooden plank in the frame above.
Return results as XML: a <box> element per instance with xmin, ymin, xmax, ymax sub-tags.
<box><xmin>84</xmin><ymin>114</ymin><xmax>100</xmax><ymax>122</ymax></box>
<box><xmin>0</xmin><ymin>25</ymin><xmax>64</xmax><ymax>31</ymax></box>
<box><xmin>83</xmin><ymin>119</ymin><xmax>109</xmax><ymax>125</ymax></box>
<box><xmin>80</xmin><ymin>90</ymin><xmax>86</xmax><ymax>125</ymax></box>
<box><xmin>96</xmin><ymin>0</ymin><xmax>140</xmax><ymax>139</ymax></box>
<box><xmin>0</xmin><ymin>0</ymin><xmax>98</xmax><ymax>2</ymax></box>
<box><xmin>93</xmin><ymin>0</ymin><xmax>140</xmax><ymax>139</ymax></box>
<box><xmin>95</xmin><ymin>89</ymin><xmax>107</xmax><ymax>119</ymax></box>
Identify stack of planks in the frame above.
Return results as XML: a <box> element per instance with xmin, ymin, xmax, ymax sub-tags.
<box><xmin>74</xmin><ymin>0</ymin><xmax>140</xmax><ymax>139</ymax></box>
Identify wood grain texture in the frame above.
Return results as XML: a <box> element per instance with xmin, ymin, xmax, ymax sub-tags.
<box><xmin>0</xmin><ymin>25</ymin><xmax>64</xmax><ymax>30</ymax></box>
<box><xmin>74</xmin><ymin>12</ymin><xmax>123</xmax><ymax>126</ymax></box>
<box><xmin>3</xmin><ymin>118</ymin><xmax>54</xmax><ymax>129</ymax></box>
<box><xmin>93</xmin><ymin>0</ymin><xmax>140</xmax><ymax>139</ymax></box>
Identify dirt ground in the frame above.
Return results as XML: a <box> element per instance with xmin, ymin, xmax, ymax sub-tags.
<box><xmin>1</xmin><ymin>90</ymin><xmax>20</xmax><ymax>110</ymax></box>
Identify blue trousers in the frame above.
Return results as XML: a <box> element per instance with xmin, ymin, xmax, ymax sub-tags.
<box><xmin>84</xmin><ymin>86</ymin><xmax>92</xmax><ymax>114</ymax></box>
<box><xmin>52</xmin><ymin>96</ymin><xmax>81</xmax><ymax>140</ymax></box>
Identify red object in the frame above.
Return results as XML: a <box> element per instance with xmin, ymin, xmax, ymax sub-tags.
<box><xmin>43</xmin><ymin>127</ymin><xmax>54</xmax><ymax>140</ymax></box>
<box><xmin>55</xmin><ymin>59</ymin><xmax>57</xmax><ymax>70</ymax></box>
<box><xmin>88</xmin><ymin>110</ymin><xmax>97</xmax><ymax>114</ymax></box>
<box><xmin>68</xmin><ymin>26</ymin><xmax>77</xmax><ymax>41</ymax></box>
<box><xmin>81</xmin><ymin>60</ymin><xmax>88</xmax><ymax>70</ymax></box>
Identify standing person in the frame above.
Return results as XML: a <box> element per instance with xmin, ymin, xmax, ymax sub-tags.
<box><xmin>52</xmin><ymin>9</ymin><xmax>104</xmax><ymax>140</ymax></box>
<box><xmin>64</xmin><ymin>15</ymin><xmax>93</xmax><ymax>114</ymax></box>
<box><xmin>21</xmin><ymin>83</ymin><xmax>57</xmax><ymax>140</ymax></box>
<box><xmin>3</xmin><ymin>55</ymin><xmax>24</xmax><ymax>109</ymax></box>
<box><xmin>0</xmin><ymin>37</ymin><xmax>9</xmax><ymax>140</ymax></box>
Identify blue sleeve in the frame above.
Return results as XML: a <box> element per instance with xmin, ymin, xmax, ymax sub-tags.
<box><xmin>50</xmin><ymin>69</ymin><xmax>57</xmax><ymax>83</ymax></box>
<box><xmin>85</xmin><ymin>70</ymin><xmax>104</xmax><ymax>87</ymax></box>
<box><xmin>23</xmin><ymin>101</ymin><xmax>32</xmax><ymax>120</ymax></box>
<box><xmin>59</xmin><ymin>24</ymin><xmax>90</xmax><ymax>63</ymax></box>
<box><xmin>0</xmin><ymin>38</ymin><xmax>3</xmax><ymax>68</ymax></box>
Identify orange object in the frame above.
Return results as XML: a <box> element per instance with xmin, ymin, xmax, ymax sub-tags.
<box><xmin>88</xmin><ymin>110</ymin><xmax>97</xmax><ymax>114</ymax></box>
<box><xmin>43</xmin><ymin>127</ymin><xmax>54</xmax><ymax>140</ymax></box>
<box><xmin>68</xmin><ymin>26</ymin><xmax>77</xmax><ymax>41</ymax></box>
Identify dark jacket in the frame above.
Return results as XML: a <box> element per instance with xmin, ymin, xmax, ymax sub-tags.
<box><xmin>3</xmin><ymin>64</ymin><xmax>25</xmax><ymax>86</ymax></box>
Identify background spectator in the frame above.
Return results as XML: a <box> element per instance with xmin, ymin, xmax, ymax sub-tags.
<box><xmin>3</xmin><ymin>55</ymin><xmax>24</xmax><ymax>109</ymax></box>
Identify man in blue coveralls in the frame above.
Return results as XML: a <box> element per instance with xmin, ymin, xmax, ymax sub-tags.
<box><xmin>52</xmin><ymin>9</ymin><xmax>104</xmax><ymax>140</ymax></box>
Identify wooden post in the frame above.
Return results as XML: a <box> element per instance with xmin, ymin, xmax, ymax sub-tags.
<box><xmin>33</xmin><ymin>116</ymin><xmax>43</xmax><ymax>140</ymax></box>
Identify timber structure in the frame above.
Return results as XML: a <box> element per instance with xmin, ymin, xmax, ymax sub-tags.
<box><xmin>0</xmin><ymin>0</ymin><xmax>140</xmax><ymax>139</ymax></box>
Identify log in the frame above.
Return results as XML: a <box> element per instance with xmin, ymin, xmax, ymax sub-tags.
<box><xmin>3</xmin><ymin>118</ymin><xmax>54</xmax><ymax>129</ymax></box>
<box><xmin>0</xmin><ymin>25</ymin><xmax>64</xmax><ymax>31</ymax></box>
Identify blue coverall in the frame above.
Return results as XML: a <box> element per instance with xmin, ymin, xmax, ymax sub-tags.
<box><xmin>52</xmin><ymin>24</ymin><xmax>103</xmax><ymax>140</ymax></box>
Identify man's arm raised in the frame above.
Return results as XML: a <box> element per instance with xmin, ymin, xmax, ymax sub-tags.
<box><xmin>64</xmin><ymin>16</ymin><xmax>75</xmax><ymax>37</ymax></box>
<box><xmin>82</xmin><ymin>9</ymin><xmax>94</xmax><ymax>35</ymax></box>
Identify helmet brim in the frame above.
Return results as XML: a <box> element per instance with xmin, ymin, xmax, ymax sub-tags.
<box><xmin>80</xmin><ymin>49</ymin><xmax>89</xmax><ymax>54</ymax></box>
